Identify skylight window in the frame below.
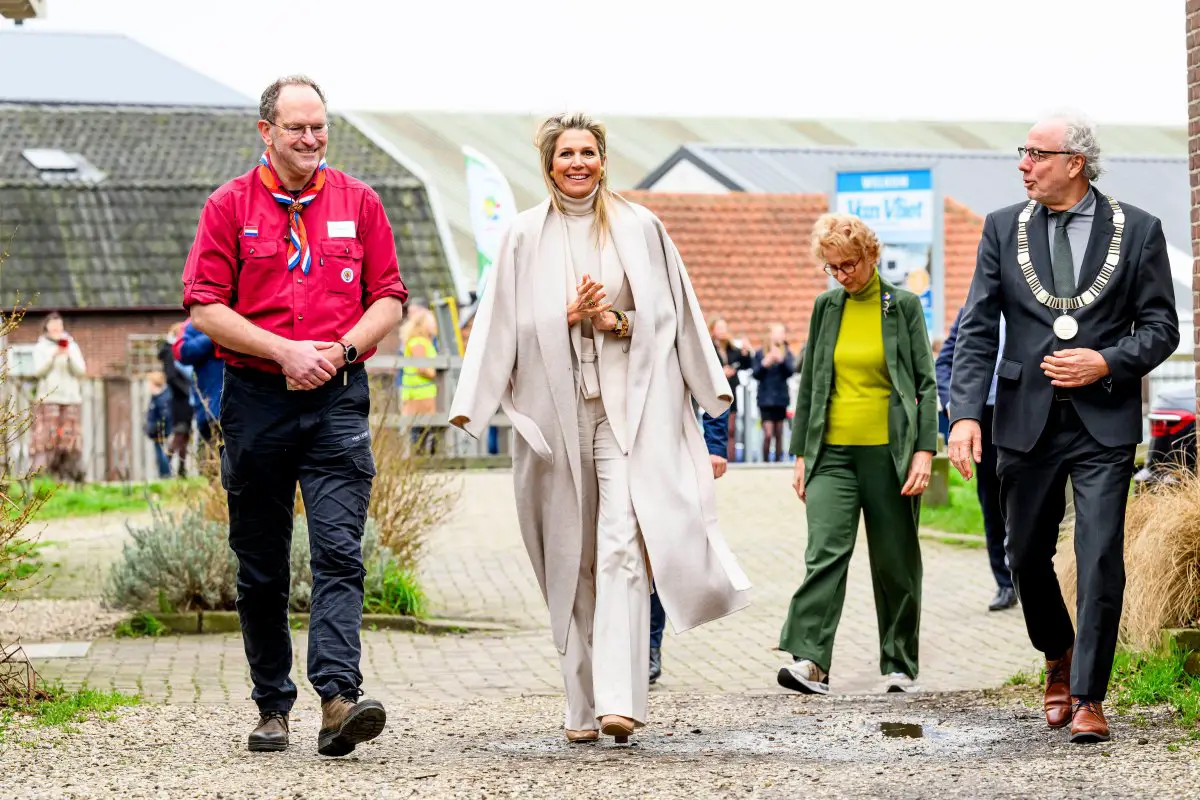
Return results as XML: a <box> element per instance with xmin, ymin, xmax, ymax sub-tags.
<box><xmin>22</xmin><ymin>148</ymin><xmax>78</xmax><ymax>171</ymax></box>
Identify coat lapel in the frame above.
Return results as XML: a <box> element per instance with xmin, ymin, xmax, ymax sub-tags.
<box><xmin>607</xmin><ymin>200</ymin><xmax>655</xmax><ymax>448</ymax></box>
<box><xmin>1025</xmin><ymin>205</ymin><xmax>1058</xmax><ymax>324</ymax></box>
<box><xmin>1076</xmin><ymin>186</ymin><xmax>1114</xmax><ymax>291</ymax></box>
<box><xmin>532</xmin><ymin>202</ymin><xmax>582</xmax><ymax>503</ymax></box>
<box><xmin>880</xmin><ymin>279</ymin><xmax>900</xmax><ymax>383</ymax></box>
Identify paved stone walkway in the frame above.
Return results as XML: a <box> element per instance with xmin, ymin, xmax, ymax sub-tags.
<box><xmin>36</xmin><ymin>468</ymin><xmax>1040</xmax><ymax>707</ymax></box>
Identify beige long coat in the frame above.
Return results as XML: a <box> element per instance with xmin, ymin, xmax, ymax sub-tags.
<box><xmin>449</xmin><ymin>194</ymin><xmax>752</xmax><ymax>654</ymax></box>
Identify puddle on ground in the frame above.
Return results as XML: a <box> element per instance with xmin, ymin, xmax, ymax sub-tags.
<box><xmin>879</xmin><ymin>722</ymin><xmax>925</xmax><ymax>739</ymax></box>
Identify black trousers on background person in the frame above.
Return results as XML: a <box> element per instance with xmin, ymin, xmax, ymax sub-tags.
<box><xmin>996</xmin><ymin>399</ymin><xmax>1135</xmax><ymax>702</ymax></box>
<box><xmin>977</xmin><ymin>406</ymin><xmax>1012</xmax><ymax>591</ymax></box>
<box><xmin>220</xmin><ymin>364</ymin><xmax>376</xmax><ymax>713</ymax></box>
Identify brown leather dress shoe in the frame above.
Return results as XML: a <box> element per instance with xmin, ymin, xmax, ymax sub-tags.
<box><xmin>1043</xmin><ymin>648</ymin><xmax>1073</xmax><ymax>729</ymax></box>
<box><xmin>318</xmin><ymin>695</ymin><xmax>387</xmax><ymax>757</ymax></box>
<box><xmin>248</xmin><ymin>711</ymin><xmax>289</xmax><ymax>752</ymax></box>
<box><xmin>1069</xmin><ymin>698</ymin><xmax>1111</xmax><ymax>744</ymax></box>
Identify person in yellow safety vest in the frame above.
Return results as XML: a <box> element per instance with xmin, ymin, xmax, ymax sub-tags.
<box><xmin>399</xmin><ymin>305</ymin><xmax>439</xmax><ymax>453</ymax></box>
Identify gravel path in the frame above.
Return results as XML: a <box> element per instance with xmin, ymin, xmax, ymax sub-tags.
<box><xmin>0</xmin><ymin>599</ymin><xmax>126</xmax><ymax>643</ymax></box>
<box><xmin>3</xmin><ymin>689</ymin><xmax>1197</xmax><ymax>798</ymax></box>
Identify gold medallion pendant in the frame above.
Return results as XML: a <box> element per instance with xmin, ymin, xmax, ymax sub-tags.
<box><xmin>1015</xmin><ymin>196</ymin><xmax>1125</xmax><ymax>339</ymax></box>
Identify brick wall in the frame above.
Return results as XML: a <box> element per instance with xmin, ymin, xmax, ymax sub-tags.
<box><xmin>1191</xmin><ymin>0</ymin><xmax>1200</xmax><ymax>397</ymax></box>
<box><xmin>9</xmin><ymin>310</ymin><xmax>188</xmax><ymax>376</ymax></box>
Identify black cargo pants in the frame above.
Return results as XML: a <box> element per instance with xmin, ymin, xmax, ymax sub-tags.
<box><xmin>220</xmin><ymin>363</ymin><xmax>376</xmax><ymax>713</ymax></box>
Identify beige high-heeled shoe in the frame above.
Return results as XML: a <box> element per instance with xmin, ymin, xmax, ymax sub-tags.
<box><xmin>565</xmin><ymin>728</ymin><xmax>599</xmax><ymax>743</ymax></box>
<box><xmin>599</xmin><ymin>715</ymin><xmax>635</xmax><ymax>743</ymax></box>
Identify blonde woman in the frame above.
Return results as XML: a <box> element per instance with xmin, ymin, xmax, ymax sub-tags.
<box><xmin>449</xmin><ymin>112</ymin><xmax>750</xmax><ymax>743</ymax></box>
<box><xmin>777</xmin><ymin>213</ymin><xmax>936</xmax><ymax>696</ymax></box>
<box><xmin>399</xmin><ymin>305</ymin><xmax>439</xmax><ymax>452</ymax></box>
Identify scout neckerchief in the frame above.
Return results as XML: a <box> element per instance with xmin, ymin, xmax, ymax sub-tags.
<box><xmin>257</xmin><ymin>151</ymin><xmax>327</xmax><ymax>275</ymax></box>
<box><xmin>1015</xmin><ymin>195</ymin><xmax>1124</xmax><ymax>340</ymax></box>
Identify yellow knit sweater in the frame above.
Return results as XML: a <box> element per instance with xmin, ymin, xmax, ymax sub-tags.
<box><xmin>825</xmin><ymin>272</ymin><xmax>891</xmax><ymax>446</ymax></box>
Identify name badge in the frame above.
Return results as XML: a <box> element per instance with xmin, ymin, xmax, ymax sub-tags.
<box><xmin>327</xmin><ymin>220</ymin><xmax>356</xmax><ymax>238</ymax></box>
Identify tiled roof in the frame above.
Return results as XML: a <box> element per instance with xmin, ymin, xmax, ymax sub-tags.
<box><xmin>943</xmin><ymin>198</ymin><xmax>985</xmax><ymax>329</ymax></box>
<box><xmin>622</xmin><ymin>191</ymin><xmax>829</xmax><ymax>346</ymax></box>
<box><xmin>624</xmin><ymin>191</ymin><xmax>987</xmax><ymax>344</ymax></box>
<box><xmin>0</xmin><ymin>106</ymin><xmax>454</xmax><ymax>310</ymax></box>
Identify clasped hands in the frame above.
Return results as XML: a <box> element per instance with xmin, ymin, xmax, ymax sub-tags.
<box><xmin>277</xmin><ymin>339</ymin><xmax>346</xmax><ymax>391</ymax></box>
<box><xmin>567</xmin><ymin>274</ymin><xmax>618</xmax><ymax>332</ymax></box>
<box><xmin>948</xmin><ymin>347</ymin><xmax>1109</xmax><ymax>480</ymax></box>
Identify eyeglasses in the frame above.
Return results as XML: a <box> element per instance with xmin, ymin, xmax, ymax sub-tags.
<box><xmin>268</xmin><ymin>121</ymin><xmax>331</xmax><ymax>139</ymax></box>
<box><xmin>823</xmin><ymin>258</ymin><xmax>861</xmax><ymax>277</ymax></box>
<box><xmin>1017</xmin><ymin>146</ymin><xmax>1075</xmax><ymax>163</ymax></box>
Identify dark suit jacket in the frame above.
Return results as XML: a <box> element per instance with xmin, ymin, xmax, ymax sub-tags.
<box><xmin>949</xmin><ymin>186</ymin><xmax>1179</xmax><ymax>452</ymax></box>
<box><xmin>935</xmin><ymin>306</ymin><xmax>965</xmax><ymax>409</ymax></box>
<box><xmin>789</xmin><ymin>277</ymin><xmax>938</xmax><ymax>486</ymax></box>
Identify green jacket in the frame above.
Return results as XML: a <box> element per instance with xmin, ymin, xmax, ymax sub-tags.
<box><xmin>789</xmin><ymin>277</ymin><xmax>938</xmax><ymax>486</ymax></box>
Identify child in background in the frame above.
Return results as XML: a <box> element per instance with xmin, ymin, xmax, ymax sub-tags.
<box><xmin>145</xmin><ymin>371</ymin><xmax>172</xmax><ymax>478</ymax></box>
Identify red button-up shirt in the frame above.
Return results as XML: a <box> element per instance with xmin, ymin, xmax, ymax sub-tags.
<box><xmin>182</xmin><ymin>165</ymin><xmax>409</xmax><ymax>372</ymax></box>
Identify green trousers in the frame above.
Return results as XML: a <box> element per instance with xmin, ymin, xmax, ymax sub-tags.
<box><xmin>778</xmin><ymin>444</ymin><xmax>923</xmax><ymax>679</ymax></box>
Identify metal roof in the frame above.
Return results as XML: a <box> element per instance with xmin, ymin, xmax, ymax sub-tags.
<box><xmin>0</xmin><ymin>31</ymin><xmax>253</xmax><ymax>107</ymax></box>
<box><xmin>643</xmin><ymin>144</ymin><xmax>1191</xmax><ymax>260</ymax></box>
<box><xmin>352</xmin><ymin>112</ymin><xmax>1188</xmax><ymax>291</ymax></box>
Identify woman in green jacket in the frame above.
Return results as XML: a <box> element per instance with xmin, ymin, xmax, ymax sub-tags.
<box><xmin>776</xmin><ymin>213</ymin><xmax>937</xmax><ymax>696</ymax></box>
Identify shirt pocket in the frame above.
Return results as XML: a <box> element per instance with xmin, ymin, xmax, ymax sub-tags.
<box><xmin>320</xmin><ymin>239</ymin><xmax>365</xmax><ymax>296</ymax></box>
<box><xmin>235</xmin><ymin>238</ymin><xmax>281</xmax><ymax>302</ymax></box>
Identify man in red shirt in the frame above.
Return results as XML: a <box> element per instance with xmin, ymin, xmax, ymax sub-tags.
<box><xmin>182</xmin><ymin>75</ymin><xmax>407</xmax><ymax>757</ymax></box>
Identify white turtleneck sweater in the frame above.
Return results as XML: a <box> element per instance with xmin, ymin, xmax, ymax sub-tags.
<box><xmin>556</xmin><ymin>187</ymin><xmax>603</xmax><ymax>339</ymax></box>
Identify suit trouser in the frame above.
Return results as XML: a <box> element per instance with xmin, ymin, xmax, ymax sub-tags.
<box><xmin>996</xmin><ymin>400</ymin><xmax>1134</xmax><ymax>701</ymax></box>
<box><xmin>778</xmin><ymin>444</ymin><xmax>922</xmax><ymax>679</ymax></box>
<box><xmin>978</xmin><ymin>406</ymin><xmax>1012</xmax><ymax>590</ymax></box>
<box><xmin>559</xmin><ymin>395</ymin><xmax>650</xmax><ymax>730</ymax></box>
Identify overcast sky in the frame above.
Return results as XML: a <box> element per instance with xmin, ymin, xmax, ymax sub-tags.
<box><xmin>11</xmin><ymin>0</ymin><xmax>1189</xmax><ymax>125</ymax></box>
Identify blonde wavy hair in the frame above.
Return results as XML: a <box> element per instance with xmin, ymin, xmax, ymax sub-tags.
<box><xmin>536</xmin><ymin>112</ymin><xmax>613</xmax><ymax>243</ymax></box>
<box><xmin>810</xmin><ymin>212</ymin><xmax>882</xmax><ymax>269</ymax></box>
<box><xmin>400</xmin><ymin>304</ymin><xmax>437</xmax><ymax>344</ymax></box>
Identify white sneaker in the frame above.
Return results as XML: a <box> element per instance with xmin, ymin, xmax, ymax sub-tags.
<box><xmin>884</xmin><ymin>672</ymin><xmax>920</xmax><ymax>693</ymax></box>
<box><xmin>777</xmin><ymin>659</ymin><xmax>830</xmax><ymax>695</ymax></box>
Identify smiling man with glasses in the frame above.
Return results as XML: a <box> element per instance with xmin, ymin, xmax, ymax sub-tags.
<box><xmin>182</xmin><ymin>74</ymin><xmax>408</xmax><ymax>758</ymax></box>
<box><xmin>947</xmin><ymin>114</ymin><xmax>1178</xmax><ymax>745</ymax></box>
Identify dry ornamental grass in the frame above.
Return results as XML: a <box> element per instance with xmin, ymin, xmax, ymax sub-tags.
<box><xmin>1056</xmin><ymin>470</ymin><xmax>1200</xmax><ymax>649</ymax></box>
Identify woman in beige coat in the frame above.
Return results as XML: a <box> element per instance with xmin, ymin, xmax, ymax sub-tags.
<box><xmin>449</xmin><ymin>112</ymin><xmax>750</xmax><ymax>743</ymax></box>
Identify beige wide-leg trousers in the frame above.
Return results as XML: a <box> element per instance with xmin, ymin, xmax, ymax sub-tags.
<box><xmin>559</xmin><ymin>394</ymin><xmax>650</xmax><ymax>731</ymax></box>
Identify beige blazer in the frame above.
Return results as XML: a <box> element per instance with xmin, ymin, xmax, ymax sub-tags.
<box><xmin>450</xmin><ymin>194</ymin><xmax>752</xmax><ymax>653</ymax></box>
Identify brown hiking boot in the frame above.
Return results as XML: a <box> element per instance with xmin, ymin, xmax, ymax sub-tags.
<box><xmin>1043</xmin><ymin>648</ymin><xmax>1073</xmax><ymax>729</ymax></box>
<box><xmin>248</xmin><ymin>711</ymin><xmax>289</xmax><ymax>752</ymax></box>
<box><xmin>1069</xmin><ymin>699</ymin><xmax>1111</xmax><ymax>744</ymax></box>
<box><xmin>317</xmin><ymin>695</ymin><xmax>387</xmax><ymax>757</ymax></box>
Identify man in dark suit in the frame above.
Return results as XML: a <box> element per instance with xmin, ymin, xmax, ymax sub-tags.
<box><xmin>948</xmin><ymin>114</ymin><xmax>1178</xmax><ymax>745</ymax></box>
<box><xmin>937</xmin><ymin>306</ymin><xmax>1015</xmax><ymax>612</ymax></box>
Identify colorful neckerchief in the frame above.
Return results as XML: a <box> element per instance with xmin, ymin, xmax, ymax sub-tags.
<box><xmin>257</xmin><ymin>151</ymin><xmax>327</xmax><ymax>274</ymax></box>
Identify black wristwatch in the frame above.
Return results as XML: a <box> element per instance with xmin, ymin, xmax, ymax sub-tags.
<box><xmin>339</xmin><ymin>339</ymin><xmax>359</xmax><ymax>364</ymax></box>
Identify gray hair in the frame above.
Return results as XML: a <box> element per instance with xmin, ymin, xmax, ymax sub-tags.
<box><xmin>259</xmin><ymin>75</ymin><xmax>327</xmax><ymax>123</ymax></box>
<box><xmin>1050</xmin><ymin>112</ymin><xmax>1104</xmax><ymax>181</ymax></box>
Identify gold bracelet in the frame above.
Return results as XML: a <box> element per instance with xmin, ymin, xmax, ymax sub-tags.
<box><xmin>612</xmin><ymin>309</ymin><xmax>630</xmax><ymax>338</ymax></box>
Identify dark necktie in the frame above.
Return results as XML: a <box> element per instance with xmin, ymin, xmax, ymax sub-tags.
<box><xmin>1051</xmin><ymin>211</ymin><xmax>1076</xmax><ymax>297</ymax></box>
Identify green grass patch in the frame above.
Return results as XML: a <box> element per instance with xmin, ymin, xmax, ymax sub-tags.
<box><xmin>2</xmin><ymin>685</ymin><xmax>141</xmax><ymax>735</ymax></box>
<box><xmin>921</xmin><ymin>470</ymin><xmax>984</xmax><ymax>536</ymax></box>
<box><xmin>1110</xmin><ymin>644</ymin><xmax>1200</xmax><ymax>726</ymax></box>
<box><xmin>6</xmin><ymin>477</ymin><xmax>202</xmax><ymax>521</ymax></box>
<box><xmin>1006</xmin><ymin>668</ymin><xmax>1044</xmax><ymax>687</ymax></box>
<box><xmin>114</xmin><ymin>611</ymin><xmax>168</xmax><ymax>639</ymax></box>
<box><xmin>363</xmin><ymin>561</ymin><xmax>427</xmax><ymax>617</ymax></box>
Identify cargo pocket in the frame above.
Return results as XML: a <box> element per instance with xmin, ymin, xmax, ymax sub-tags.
<box><xmin>219</xmin><ymin>446</ymin><xmax>246</xmax><ymax>495</ymax></box>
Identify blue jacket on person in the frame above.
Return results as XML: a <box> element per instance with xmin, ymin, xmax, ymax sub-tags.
<box><xmin>145</xmin><ymin>389</ymin><xmax>172</xmax><ymax>442</ymax></box>
<box><xmin>176</xmin><ymin>321</ymin><xmax>224</xmax><ymax>424</ymax></box>
<box><xmin>935</xmin><ymin>307</ymin><xmax>963</xmax><ymax>410</ymax></box>
<box><xmin>702</xmin><ymin>408</ymin><xmax>730</xmax><ymax>459</ymax></box>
